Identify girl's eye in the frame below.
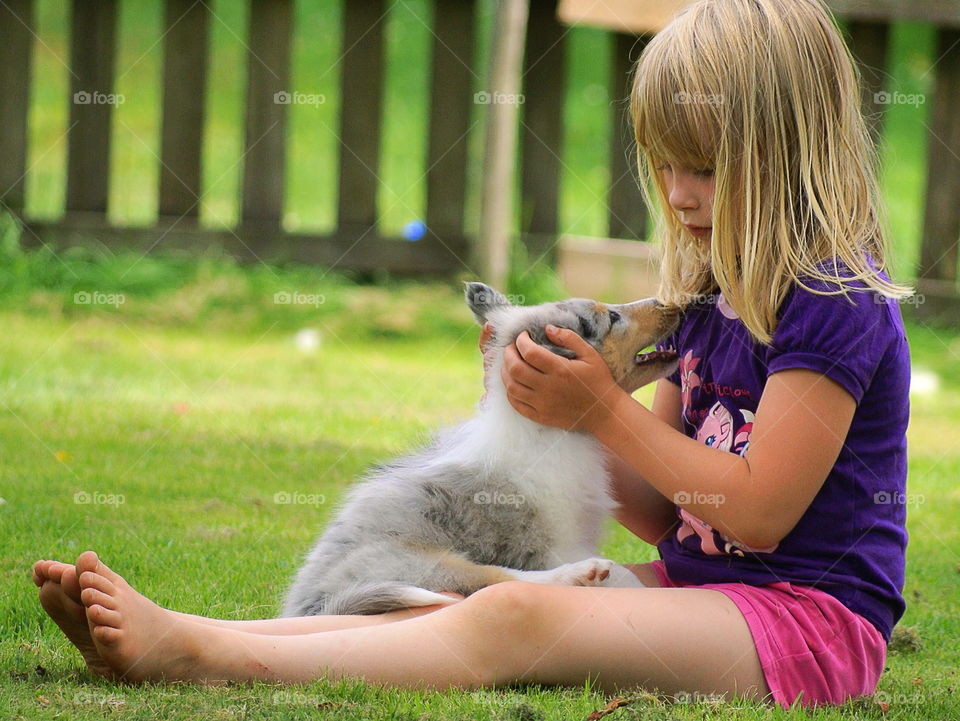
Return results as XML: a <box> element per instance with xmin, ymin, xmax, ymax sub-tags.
<box><xmin>695</xmin><ymin>168</ymin><xmax>715</xmax><ymax>178</ymax></box>
<box><xmin>608</xmin><ymin>310</ymin><xmax>621</xmax><ymax>325</ymax></box>
<box><xmin>655</xmin><ymin>163</ymin><xmax>672</xmax><ymax>172</ymax></box>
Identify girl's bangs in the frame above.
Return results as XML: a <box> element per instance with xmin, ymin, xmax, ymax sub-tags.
<box><xmin>632</xmin><ymin>24</ymin><xmax>720</xmax><ymax>170</ymax></box>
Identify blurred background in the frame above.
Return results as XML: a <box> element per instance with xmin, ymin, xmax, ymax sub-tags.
<box><xmin>1</xmin><ymin>0</ymin><xmax>956</xmax><ymax>308</ymax></box>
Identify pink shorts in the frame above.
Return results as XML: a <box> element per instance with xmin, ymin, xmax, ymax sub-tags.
<box><xmin>650</xmin><ymin>560</ymin><xmax>887</xmax><ymax>708</ymax></box>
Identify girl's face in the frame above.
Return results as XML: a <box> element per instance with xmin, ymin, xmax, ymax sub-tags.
<box><xmin>657</xmin><ymin>163</ymin><xmax>716</xmax><ymax>240</ymax></box>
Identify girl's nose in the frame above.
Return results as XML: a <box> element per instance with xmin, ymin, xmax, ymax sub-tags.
<box><xmin>668</xmin><ymin>174</ymin><xmax>700</xmax><ymax>213</ymax></box>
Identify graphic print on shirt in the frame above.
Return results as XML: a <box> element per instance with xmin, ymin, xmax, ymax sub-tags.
<box><xmin>675</xmin><ymin>345</ymin><xmax>773</xmax><ymax>556</ymax></box>
<box><xmin>696</xmin><ymin>401</ymin><xmax>755</xmax><ymax>455</ymax></box>
<box><xmin>679</xmin><ymin>350</ymin><xmax>702</xmax><ymax>412</ymax></box>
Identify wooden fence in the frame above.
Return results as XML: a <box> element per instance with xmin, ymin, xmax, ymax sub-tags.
<box><xmin>0</xmin><ymin>0</ymin><xmax>957</xmax><ymax>321</ymax></box>
<box><xmin>836</xmin><ymin>0</ymin><xmax>960</xmax><ymax>323</ymax></box>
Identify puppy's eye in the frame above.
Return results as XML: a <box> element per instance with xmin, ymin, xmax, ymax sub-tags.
<box><xmin>608</xmin><ymin>310</ymin><xmax>621</xmax><ymax>325</ymax></box>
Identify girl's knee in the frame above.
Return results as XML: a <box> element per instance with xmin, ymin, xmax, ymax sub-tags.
<box><xmin>462</xmin><ymin>581</ymin><xmax>544</xmax><ymax>632</ymax></box>
<box><xmin>450</xmin><ymin>582</ymin><xmax>547</xmax><ymax>683</ymax></box>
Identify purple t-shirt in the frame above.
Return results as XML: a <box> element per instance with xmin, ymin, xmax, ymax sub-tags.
<box><xmin>655</xmin><ymin>274</ymin><xmax>910</xmax><ymax>641</ymax></box>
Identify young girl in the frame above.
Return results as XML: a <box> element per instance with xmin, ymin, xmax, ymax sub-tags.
<box><xmin>32</xmin><ymin>0</ymin><xmax>910</xmax><ymax>708</ymax></box>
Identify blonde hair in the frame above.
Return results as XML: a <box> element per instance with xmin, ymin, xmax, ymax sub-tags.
<box><xmin>630</xmin><ymin>0</ymin><xmax>912</xmax><ymax>344</ymax></box>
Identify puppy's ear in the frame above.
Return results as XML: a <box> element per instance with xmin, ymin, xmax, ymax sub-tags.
<box><xmin>527</xmin><ymin>326</ymin><xmax>577</xmax><ymax>359</ymax></box>
<box><xmin>464</xmin><ymin>282</ymin><xmax>511</xmax><ymax>324</ymax></box>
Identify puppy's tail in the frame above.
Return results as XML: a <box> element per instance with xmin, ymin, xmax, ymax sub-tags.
<box><xmin>290</xmin><ymin>583</ymin><xmax>461</xmax><ymax>616</ymax></box>
<box><xmin>328</xmin><ymin>583</ymin><xmax>460</xmax><ymax>615</ymax></box>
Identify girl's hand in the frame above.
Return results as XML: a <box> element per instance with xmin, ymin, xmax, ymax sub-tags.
<box><xmin>500</xmin><ymin>325</ymin><xmax>627</xmax><ymax>433</ymax></box>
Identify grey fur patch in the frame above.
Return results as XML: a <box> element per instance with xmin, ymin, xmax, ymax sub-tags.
<box><xmin>281</xmin><ymin>457</ymin><xmax>554</xmax><ymax>617</ymax></box>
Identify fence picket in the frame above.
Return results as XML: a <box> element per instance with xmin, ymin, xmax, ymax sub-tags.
<box><xmin>159</xmin><ymin>0</ymin><xmax>209</xmax><ymax>222</ymax></box>
<box><xmin>0</xmin><ymin>0</ymin><xmax>33</xmax><ymax>215</ymax></box>
<box><xmin>66</xmin><ymin>0</ymin><xmax>118</xmax><ymax>216</ymax></box>
<box><xmin>241</xmin><ymin>0</ymin><xmax>292</xmax><ymax>227</ymax></box>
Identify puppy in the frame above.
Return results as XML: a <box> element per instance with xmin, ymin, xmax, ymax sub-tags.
<box><xmin>281</xmin><ymin>283</ymin><xmax>678</xmax><ymax>616</ymax></box>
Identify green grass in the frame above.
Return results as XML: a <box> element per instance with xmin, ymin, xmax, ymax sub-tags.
<box><xmin>1</xmin><ymin>253</ymin><xmax>959</xmax><ymax>719</ymax></box>
<box><xmin>5</xmin><ymin>3</ymin><xmax>958</xmax><ymax>716</ymax></box>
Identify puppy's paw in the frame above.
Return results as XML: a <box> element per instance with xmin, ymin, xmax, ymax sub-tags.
<box><xmin>551</xmin><ymin>557</ymin><xmax>615</xmax><ymax>586</ymax></box>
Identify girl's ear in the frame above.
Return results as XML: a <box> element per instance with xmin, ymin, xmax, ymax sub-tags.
<box><xmin>464</xmin><ymin>282</ymin><xmax>510</xmax><ymax>324</ymax></box>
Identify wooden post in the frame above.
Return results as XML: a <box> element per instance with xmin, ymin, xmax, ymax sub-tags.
<box><xmin>240</xmin><ymin>0</ymin><xmax>292</xmax><ymax>228</ymax></box>
<box><xmin>608</xmin><ymin>32</ymin><xmax>649</xmax><ymax>240</ymax></box>
<box><xmin>918</xmin><ymin>26</ymin><xmax>960</xmax><ymax>320</ymax></box>
<box><xmin>520</xmin><ymin>0</ymin><xmax>565</xmax><ymax>266</ymax></box>
<box><xmin>425</xmin><ymin>0</ymin><xmax>475</xmax><ymax>245</ymax></box>
<box><xmin>66</xmin><ymin>0</ymin><xmax>118</xmax><ymax>217</ymax></box>
<box><xmin>0</xmin><ymin>0</ymin><xmax>34</xmax><ymax>216</ymax></box>
<box><xmin>846</xmin><ymin>20</ymin><xmax>890</xmax><ymax>149</ymax></box>
<box><xmin>336</xmin><ymin>0</ymin><xmax>386</xmax><ymax>236</ymax></box>
<box><xmin>478</xmin><ymin>0</ymin><xmax>530</xmax><ymax>289</ymax></box>
<box><xmin>158</xmin><ymin>0</ymin><xmax>209</xmax><ymax>223</ymax></box>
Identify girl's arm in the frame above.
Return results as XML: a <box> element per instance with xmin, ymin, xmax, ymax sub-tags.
<box><xmin>502</xmin><ymin>327</ymin><xmax>856</xmax><ymax>550</ymax></box>
<box><xmin>606</xmin><ymin>380</ymin><xmax>682</xmax><ymax>546</ymax></box>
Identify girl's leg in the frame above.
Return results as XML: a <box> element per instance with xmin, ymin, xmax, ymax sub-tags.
<box><xmin>76</xmin><ymin>552</ymin><xmax>768</xmax><ymax>700</ymax></box>
<box><xmin>177</xmin><ymin>600</ymin><xmax>460</xmax><ymax>634</ymax></box>
<box><xmin>35</xmin><ymin>558</ymin><xmax>457</xmax><ymax>638</ymax></box>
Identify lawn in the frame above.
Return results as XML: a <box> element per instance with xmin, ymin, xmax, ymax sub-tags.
<box><xmin>3</xmin><ymin>1</ymin><xmax>957</xmax><ymax>717</ymax></box>
<box><xmin>0</xmin><ymin>256</ymin><xmax>958</xmax><ymax>719</ymax></box>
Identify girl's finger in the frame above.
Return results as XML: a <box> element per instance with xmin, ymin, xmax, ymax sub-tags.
<box><xmin>502</xmin><ymin>372</ymin><xmax>540</xmax><ymax>406</ymax></box>
<box><xmin>515</xmin><ymin>331</ymin><xmax>561</xmax><ymax>374</ymax></box>
<box><xmin>504</xmin><ymin>393</ymin><xmax>539</xmax><ymax>422</ymax></box>
<box><xmin>503</xmin><ymin>342</ymin><xmax>543</xmax><ymax>384</ymax></box>
<box><xmin>544</xmin><ymin>325</ymin><xmax>594</xmax><ymax>359</ymax></box>
<box><xmin>500</xmin><ymin>352</ymin><xmax>538</xmax><ymax>393</ymax></box>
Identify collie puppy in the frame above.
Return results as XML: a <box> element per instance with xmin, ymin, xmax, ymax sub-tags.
<box><xmin>281</xmin><ymin>283</ymin><xmax>679</xmax><ymax>616</ymax></box>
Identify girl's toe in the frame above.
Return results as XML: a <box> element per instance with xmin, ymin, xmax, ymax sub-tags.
<box><xmin>88</xmin><ymin>604</ymin><xmax>122</xmax><ymax>628</ymax></box>
<box><xmin>81</xmin><ymin>587</ymin><xmax>117</xmax><ymax>610</ymax></box>
<box><xmin>91</xmin><ymin>623</ymin><xmax>123</xmax><ymax>645</ymax></box>
<box><xmin>31</xmin><ymin>561</ymin><xmax>48</xmax><ymax>586</ymax></box>
<box><xmin>76</xmin><ymin>551</ymin><xmax>124</xmax><ymax>585</ymax></box>
<box><xmin>61</xmin><ymin>567</ymin><xmax>82</xmax><ymax>601</ymax></box>
<box><xmin>76</xmin><ymin>551</ymin><xmax>100</xmax><ymax>576</ymax></box>
<box><xmin>79</xmin><ymin>570</ymin><xmax>116</xmax><ymax>595</ymax></box>
<box><xmin>45</xmin><ymin>561</ymin><xmax>68</xmax><ymax>583</ymax></box>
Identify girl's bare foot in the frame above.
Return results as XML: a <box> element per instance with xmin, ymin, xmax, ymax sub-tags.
<box><xmin>75</xmin><ymin>550</ymin><xmax>221</xmax><ymax>683</ymax></box>
<box><xmin>32</xmin><ymin>559</ymin><xmax>115</xmax><ymax>678</ymax></box>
